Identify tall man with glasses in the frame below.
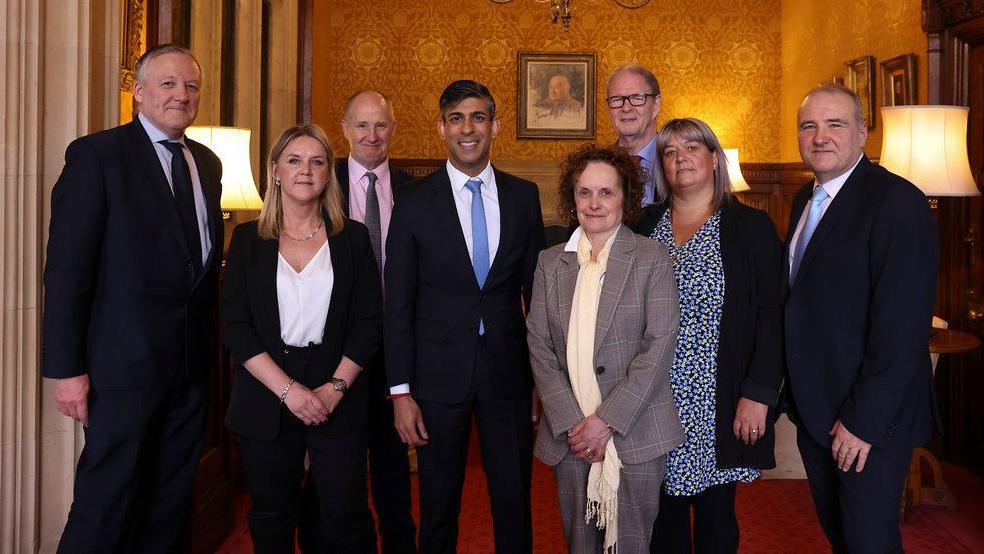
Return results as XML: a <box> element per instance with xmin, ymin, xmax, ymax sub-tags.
<box><xmin>606</xmin><ymin>64</ymin><xmax>663</xmax><ymax>206</ymax></box>
<box><xmin>384</xmin><ymin>80</ymin><xmax>545</xmax><ymax>553</ymax></box>
<box><xmin>42</xmin><ymin>44</ymin><xmax>223</xmax><ymax>553</ymax></box>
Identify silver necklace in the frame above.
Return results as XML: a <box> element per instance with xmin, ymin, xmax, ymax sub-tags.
<box><xmin>282</xmin><ymin>220</ymin><xmax>323</xmax><ymax>242</ymax></box>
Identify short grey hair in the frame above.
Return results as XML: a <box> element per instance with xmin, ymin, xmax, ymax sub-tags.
<box><xmin>801</xmin><ymin>84</ymin><xmax>864</xmax><ymax>127</ymax></box>
<box><xmin>134</xmin><ymin>44</ymin><xmax>202</xmax><ymax>83</ymax></box>
<box><xmin>606</xmin><ymin>64</ymin><xmax>661</xmax><ymax>97</ymax></box>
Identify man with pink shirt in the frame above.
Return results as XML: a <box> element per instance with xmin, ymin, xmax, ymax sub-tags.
<box><xmin>300</xmin><ymin>90</ymin><xmax>417</xmax><ymax>553</ymax></box>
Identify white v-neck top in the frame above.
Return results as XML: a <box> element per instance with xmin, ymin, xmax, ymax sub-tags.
<box><xmin>277</xmin><ymin>241</ymin><xmax>333</xmax><ymax>346</ymax></box>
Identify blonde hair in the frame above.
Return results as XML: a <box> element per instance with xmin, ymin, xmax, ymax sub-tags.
<box><xmin>257</xmin><ymin>124</ymin><xmax>345</xmax><ymax>239</ymax></box>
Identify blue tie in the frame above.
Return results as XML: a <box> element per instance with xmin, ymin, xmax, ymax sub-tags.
<box><xmin>465</xmin><ymin>178</ymin><xmax>489</xmax><ymax>334</ymax></box>
<box><xmin>790</xmin><ymin>185</ymin><xmax>830</xmax><ymax>283</ymax></box>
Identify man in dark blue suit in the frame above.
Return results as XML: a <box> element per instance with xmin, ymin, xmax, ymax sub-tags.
<box><xmin>384</xmin><ymin>80</ymin><xmax>545</xmax><ymax>553</ymax></box>
<box><xmin>42</xmin><ymin>44</ymin><xmax>223</xmax><ymax>553</ymax></box>
<box><xmin>784</xmin><ymin>84</ymin><xmax>938</xmax><ymax>553</ymax></box>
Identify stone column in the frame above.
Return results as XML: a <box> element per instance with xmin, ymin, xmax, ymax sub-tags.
<box><xmin>0</xmin><ymin>1</ymin><xmax>119</xmax><ymax>552</ymax></box>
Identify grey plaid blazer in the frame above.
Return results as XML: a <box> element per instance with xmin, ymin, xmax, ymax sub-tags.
<box><xmin>528</xmin><ymin>225</ymin><xmax>684</xmax><ymax>466</ymax></box>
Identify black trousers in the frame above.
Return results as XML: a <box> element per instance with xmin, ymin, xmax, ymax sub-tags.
<box><xmin>416</xmin><ymin>340</ymin><xmax>534</xmax><ymax>554</ymax></box>
<box><xmin>796</xmin><ymin>427</ymin><xmax>911</xmax><ymax>554</ymax></box>
<box><xmin>239</xmin><ymin>345</ymin><xmax>376</xmax><ymax>554</ymax></box>
<box><xmin>58</xmin><ymin>376</ymin><xmax>205</xmax><ymax>554</ymax></box>
<box><xmin>299</xmin><ymin>353</ymin><xmax>416</xmax><ymax>554</ymax></box>
<box><xmin>650</xmin><ymin>482</ymin><xmax>739</xmax><ymax>554</ymax></box>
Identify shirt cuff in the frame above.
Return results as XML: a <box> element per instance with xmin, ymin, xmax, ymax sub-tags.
<box><xmin>389</xmin><ymin>383</ymin><xmax>410</xmax><ymax>395</ymax></box>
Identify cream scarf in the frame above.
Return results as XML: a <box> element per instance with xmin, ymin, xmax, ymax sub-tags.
<box><xmin>566</xmin><ymin>229</ymin><xmax>622</xmax><ymax>553</ymax></box>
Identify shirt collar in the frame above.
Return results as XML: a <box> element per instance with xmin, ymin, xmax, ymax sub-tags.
<box><xmin>138</xmin><ymin>112</ymin><xmax>185</xmax><ymax>145</ymax></box>
<box><xmin>348</xmin><ymin>156</ymin><xmax>390</xmax><ymax>185</ymax></box>
<box><xmin>564</xmin><ymin>225</ymin><xmax>622</xmax><ymax>252</ymax></box>
<box><xmin>635</xmin><ymin>135</ymin><xmax>658</xmax><ymax>163</ymax></box>
<box><xmin>446</xmin><ymin>160</ymin><xmax>494</xmax><ymax>192</ymax></box>
<box><xmin>814</xmin><ymin>154</ymin><xmax>864</xmax><ymax>199</ymax></box>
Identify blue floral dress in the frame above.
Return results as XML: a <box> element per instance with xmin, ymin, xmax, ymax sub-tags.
<box><xmin>653</xmin><ymin>209</ymin><xmax>759</xmax><ymax>496</ymax></box>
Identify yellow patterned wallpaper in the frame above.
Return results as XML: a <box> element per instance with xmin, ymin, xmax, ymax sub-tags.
<box><xmin>311</xmin><ymin>0</ymin><xmax>782</xmax><ymax>163</ymax></box>
<box><xmin>779</xmin><ymin>0</ymin><xmax>927</xmax><ymax>161</ymax></box>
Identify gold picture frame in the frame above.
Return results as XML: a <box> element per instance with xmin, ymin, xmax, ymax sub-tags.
<box><xmin>119</xmin><ymin>0</ymin><xmax>144</xmax><ymax>92</ymax></box>
<box><xmin>844</xmin><ymin>55</ymin><xmax>876</xmax><ymax>129</ymax></box>
<box><xmin>880</xmin><ymin>54</ymin><xmax>917</xmax><ymax>107</ymax></box>
<box><xmin>517</xmin><ymin>52</ymin><xmax>596</xmax><ymax>139</ymax></box>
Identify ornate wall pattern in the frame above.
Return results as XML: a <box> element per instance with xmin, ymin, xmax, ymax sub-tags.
<box><xmin>311</xmin><ymin>0</ymin><xmax>782</xmax><ymax>162</ymax></box>
<box><xmin>779</xmin><ymin>0</ymin><xmax>927</xmax><ymax>161</ymax></box>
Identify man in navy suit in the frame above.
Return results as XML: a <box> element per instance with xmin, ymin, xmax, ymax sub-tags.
<box><xmin>384</xmin><ymin>80</ymin><xmax>545</xmax><ymax>553</ymax></box>
<box><xmin>42</xmin><ymin>44</ymin><xmax>223</xmax><ymax>553</ymax></box>
<box><xmin>784</xmin><ymin>84</ymin><xmax>938</xmax><ymax>552</ymax></box>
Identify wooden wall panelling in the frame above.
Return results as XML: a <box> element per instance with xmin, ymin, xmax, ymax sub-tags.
<box><xmin>922</xmin><ymin>0</ymin><xmax>984</xmax><ymax>476</ymax></box>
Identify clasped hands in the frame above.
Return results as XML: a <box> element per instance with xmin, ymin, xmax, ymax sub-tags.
<box><xmin>283</xmin><ymin>381</ymin><xmax>343</xmax><ymax>426</ymax></box>
<box><xmin>568</xmin><ymin>414</ymin><xmax>612</xmax><ymax>463</ymax></box>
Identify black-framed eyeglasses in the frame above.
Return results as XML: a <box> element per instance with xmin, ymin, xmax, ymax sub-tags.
<box><xmin>606</xmin><ymin>93</ymin><xmax>658</xmax><ymax>109</ymax></box>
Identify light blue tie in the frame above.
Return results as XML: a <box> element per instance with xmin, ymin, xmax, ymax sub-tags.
<box><xmin>790</xmin><ymin>185</ymin><xmax>830</xmax><ymax>283</ymax></box>
<box><xmin>465</xmin><ymin>178</ymin><xmax>489</xmax><ymax>334</ymax></box>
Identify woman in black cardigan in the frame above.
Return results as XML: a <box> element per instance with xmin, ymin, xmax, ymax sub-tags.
<box><xmin>632</xmin><ymin>118</ymin><xmax>783</xmax><ymax>553</ymax></box>
<box><xmin>222</xmin><ymin>124</ymin><xmax>381</xmax><ymax>553</ymax></box>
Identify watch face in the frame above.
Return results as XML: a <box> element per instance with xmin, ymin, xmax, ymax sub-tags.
<box><xmin>332</xmin><ymin>378</ymin><xmax>347</xmax><ymax>392</ymax></box>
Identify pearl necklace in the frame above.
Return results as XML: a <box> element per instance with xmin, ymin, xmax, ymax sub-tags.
<box><xmin>282</xmin><ymin>220</ymin><xmax>323</xmax><ymax>242</ymax></box>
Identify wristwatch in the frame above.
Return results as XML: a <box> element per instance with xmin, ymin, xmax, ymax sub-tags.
<box><xmin>330</xmin><ymin>377</ymin><xmax>348</xmax><ymax>394</ymax></box>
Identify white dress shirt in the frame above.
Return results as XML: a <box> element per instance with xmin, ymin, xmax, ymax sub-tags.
<box><xmin>446</xmin><ymin>160</ymin><xmax>501</xmax><ymax>263</ymax></box>
<box><xmin>138</xmin><ymin>113</ymin><xmax>212</xmax><ymax>266</ymax></box>
<box><xmin>788</xmin><ymin>155</ymin><xmax>864</xmax><ymax>271</ymax></box>
<box><xmin>277</xmin><ymin>241</ymin><xmax>334</xmax><ymax>347</ymax></box>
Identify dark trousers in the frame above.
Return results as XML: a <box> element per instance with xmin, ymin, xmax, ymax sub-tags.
<box><xmin>796</xmin><ymin>427</ymin><xmax>911</xmax><ymax>554</ymax></box>
<box><xmin>299</xmin><ymin>354</ymin><xmax>416</xmax><ymax>554</ymax></box>
<box><xmin>416</xmin><ymin>341</ymin><xmax>534</xmax><ymax>554</ymax></box>
<box><xmin>58</xmin><ymin>377</ymin><xmax>205</xmax><ymax>554</ymax></box>
<box><xmin>650</xmin><ymin>482</ymin><xmax>739</xmax><ymax>553</ymax></box>
<box><xmin>239</xmin><ymin>346</ymin><xmax>376</xmax><ymax>554</ymax></box>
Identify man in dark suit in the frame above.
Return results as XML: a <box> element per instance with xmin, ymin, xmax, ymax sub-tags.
<box><xmin>606</xmin><ymin>64</ymin><xmax>662</xmax><ymax>206</ymax></box>
<box><xmin>42</xmin><ymin>44</ymin><xmax>223</xmax><ymax>553</ymax></box>
<box><xmin>299</xmin><ymin>90</ymin><xmax>418</xmax><ymax>553</ymax></box>
<box><xmin>784</xmin><ymin>84</ymin><xmax>938</xmax><ymax>552</ymax></box>
<box><xmin>384</xmin><ymin>80</ymin><xmax>545</xmax><ymax>553</ymax></box>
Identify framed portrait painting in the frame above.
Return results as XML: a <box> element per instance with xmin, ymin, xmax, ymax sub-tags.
<box><xmin>517</xmin><ymin>52</ymin><xmax>596</xmax><ymax>139</ymax></box>
<box><xmin>844</xmin><ymin>55</ymin><xmax>876</xmax><ymax>129</ymax></box>
<box><xmin>880</xmin><ymin>54</ymin><xmax>917</xmax><ymax>107</ymax></box>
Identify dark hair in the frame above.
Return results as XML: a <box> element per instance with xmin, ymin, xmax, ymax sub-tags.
<box><xmin>801</xmin><ymin>84</ymin><xmax>864</xmax><ymax>126</ymax></box>
<box><xmin>439</xmin><ymin>80</ymin><xmax>496</xmax><ymax>121</ymax></box>
<box><xmin>557</xmin><ymin>144</ymin><xmax>645</xmax><ymax>226</ymax></box>
<box><xmin>135</xmin><ymin>44</ymin><xmax>202</xmax><ymax>83</ymax></box>
<box><xmin>655</xmin><ymin>118</ymin><xmax>732</xmax><ymax>209</ymax></box>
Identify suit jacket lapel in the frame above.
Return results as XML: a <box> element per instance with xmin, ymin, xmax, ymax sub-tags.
<box><xmin>429</xmin><ymin>170</ymin><xmax>477</xmax><ymax>287</ymax></box>
<box><xmin>187</xmin><ymin>140</ymin><xmax>221</xmax><ymax>271</ymax></box>
<box><xmin>335</xmin><ymin>159</ymin><xmax>351</xmax><ymax>217</ymax></box>
<box><xmin>257</xmin><ymin>236</ymin><xmax>283</xmax><ymax>342</ymax></box>
<box><xmin>125</xmin><ymin>120</ymin><xmax>189</xmax><ymax>259</ymax></box>
<box><xmin>485</xmin><ymin>167</ymin><xmax>512</xmax><ymax>289</ymax></box>
<box><xmin>322</xmin><ymin>224</ymin><xmax>350</xmax><ymax>342</ymax></box>
<box><xmin>556</xmin><ymin>250</ymin><xmax>579</xmax><ymax>357</ymax></box>
<box><xmin>794</xmin><ymin>157</ymin><xmax>871</xmax><ymax>284</ymax></box>
<box><xmin>594</xmin><ymin>226</ymin><xmax>636</xmax><ymax>358</ymax></box>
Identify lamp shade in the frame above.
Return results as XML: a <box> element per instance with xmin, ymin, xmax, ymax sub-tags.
<box><xmin>723</xmin><ymin>148</ymin><xmax>751</xmax><ymax>193</ymax></box>
<box><xmin>185</xmin><ymin>126</ymin><xmax>264</xmax><ymax>210</ymax></box>
<box><xmin>879</xmin><ymin>106</ymin><xmax>979</xmax><ymax>197</ymax></box>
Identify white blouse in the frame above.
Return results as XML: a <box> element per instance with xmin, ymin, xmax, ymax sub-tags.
<box><xmin>277</xmin><ymin>241</ymin><xmax>333</xmax><ymax>347</ymax></box>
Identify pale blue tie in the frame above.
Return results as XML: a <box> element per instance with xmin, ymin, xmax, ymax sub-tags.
<box><xmin>790</xmin><ymin>185</ymin><xmax>830</xmax><ymax>284</ymax></box>
<box><xmin>465</xmin><ymin>178</ymin><xmax>489</xmax><ymax>334</ymax></box>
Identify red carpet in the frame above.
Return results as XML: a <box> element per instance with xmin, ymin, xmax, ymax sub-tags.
<box><xmin>217</xmin><ymin>438</ymin><xmax>984</xmax><ymax>553</ymax></box>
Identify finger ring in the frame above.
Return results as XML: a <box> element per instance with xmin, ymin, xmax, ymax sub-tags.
<box><xmin>751</xmin><ymin>428</ymin><xmax>759</xmax><ymax>434</ymax></box>
<box><xmin>585</xmin><ymin>448</ymin><xmax>594</xmax><ymax>458</ymax></box>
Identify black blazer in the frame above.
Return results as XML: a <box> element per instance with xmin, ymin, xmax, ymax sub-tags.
<box><xmin>335</xmin><ymin>158</ymin><xmax>414</xmax><ymax>215</ymax></box>
<box><xmin>632</xmin><ymin>199</ymin><xmax>784</xmax><ymax>469</ymax></box>
<box><xmin>783</xmin><ymin>156</ymin><xmax>938</xmax><ymax>450</ymax></box>
<box><xmin>42</xmin><ymin>119</ymin><xmax>223</xmax><ymax>389</ymax></box>
<box><xmin>384</xmin><ymin>166</ymin><xmax>545</xmax><ymax>403</ymax></box>
<box><xmin>222</xmin><ymin>217</ymin><xmax>382</xmax><ymax>440</ymax></box>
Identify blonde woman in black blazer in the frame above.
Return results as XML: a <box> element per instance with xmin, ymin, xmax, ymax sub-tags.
<box><xmin>222</xmin><ymin>124</ymin><xmax>381</xmax><ymax>553</ymax></box>
<box><xmin>632</xmin><ymin>118</ymin><xmax>783</xmax><ymax>553</ymax></box>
